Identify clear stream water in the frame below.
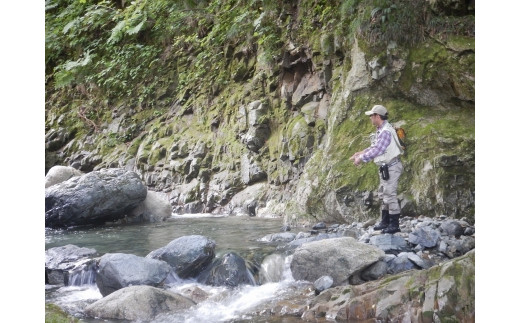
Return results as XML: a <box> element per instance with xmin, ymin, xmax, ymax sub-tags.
<box><xmin>45</xmin><ymin>214</ymin><xmax>314</xmax><ymax>322</ymax></box>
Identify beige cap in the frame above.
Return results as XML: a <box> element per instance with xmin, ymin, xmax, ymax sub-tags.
<box><xmin>364</xmin><ymin>105</ymin><xmax>388</xmax><ymax>116</ymax></box>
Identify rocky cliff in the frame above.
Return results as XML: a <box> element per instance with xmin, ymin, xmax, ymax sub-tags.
<box><xmin>45</xmin><ymin>0</ymin><xmax>475</xmax><ymax>225</ymax></box>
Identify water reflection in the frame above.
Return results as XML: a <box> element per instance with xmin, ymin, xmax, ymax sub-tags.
<box><xmin>45</xmin><ymin>215</ymin><xmax>284</xmax><ymax>257</ymax></box>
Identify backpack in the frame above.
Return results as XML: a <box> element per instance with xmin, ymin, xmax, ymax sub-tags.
<box><xmin>394</xmin><ymin>126</ymin><xmax>406</xmax><ymax>151</ymax></box>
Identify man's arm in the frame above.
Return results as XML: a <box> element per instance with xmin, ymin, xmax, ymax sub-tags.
<box><xmin>360</xmin><ymin>130</ymin><xmax>391</xmax><ymax>163</ymax></box>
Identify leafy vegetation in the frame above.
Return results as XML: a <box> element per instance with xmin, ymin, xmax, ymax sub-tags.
<box><xmin>46</xmin><ymin>0</ymin><xmax>473</xmax><ymax>124</ymax></box>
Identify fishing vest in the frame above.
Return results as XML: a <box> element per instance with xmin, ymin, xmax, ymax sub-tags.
<box><xmin>372</xmin><ymin>121</ymin><xmax>404</xmax><ymax>166</ymax></box>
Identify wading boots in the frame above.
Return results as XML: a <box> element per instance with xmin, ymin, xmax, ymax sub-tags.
<box><xmin>373</xmin><ymin>210</ymin><xmax>389</xmax><ymax>230</ymax></box>
<box><xmin>382</xmin><ymin>213</ymin><xmax>401</xmax><ymax>234</ymax></box>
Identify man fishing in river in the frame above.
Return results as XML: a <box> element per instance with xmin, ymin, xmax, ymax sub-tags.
<box><xmin>349</xmin><ymin>105</ymin><xmax>404</xmax><ymax>234</ymax></box>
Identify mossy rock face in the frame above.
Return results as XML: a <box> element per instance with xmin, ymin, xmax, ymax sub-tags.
<box><xmin>45</xmin><ymin>0</ymin><xmax>473</xmax><ymax>224</ymax></box>
<box><xmin>287</xmin><ymin>37</ymin><xmax>474</xmax><ymax>223</ymax></box>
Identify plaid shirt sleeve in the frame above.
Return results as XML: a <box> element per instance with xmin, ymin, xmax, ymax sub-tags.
<box><xmin>361</xmin><ymin>129</ymin><xmax>391</xmax><ymax>162</ymax></box>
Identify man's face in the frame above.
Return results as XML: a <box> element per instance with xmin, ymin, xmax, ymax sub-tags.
<box><xmin>370</xmin><ymin>114</ymin><xmax>380</xmax><ymax>127</ymax></box>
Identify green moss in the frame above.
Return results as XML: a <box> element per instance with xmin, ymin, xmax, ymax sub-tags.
<box><xmin>446</xmin><ymin>35</ymin><xmax>474</xmax><ymax>52</ymax></box>
<box><xmin>45</xmin><ymin>303</ymin><xmax>78</xmax><ymax>323</ymax></box>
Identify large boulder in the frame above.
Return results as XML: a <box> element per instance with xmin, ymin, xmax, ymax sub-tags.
<box><xmin>45</xmin><ymin>165</ymin><xmax>83</xmax><ymax>188</ymax></box>
<box><xmin>197</xmin><ymin>252</ymin><xmax>256</xmax><ymax>287</ymax></box>
<box><xmin>84</xmin><ymin>285</ymin><xmax>195</xmax><ymax>321</ymax></box>
<box><xmin>146</xmin><ymin>235</ymin><xmax>216</xmax><ymax>279</ymax></box>
<box><xmin>128</xmin><ymin>190</ymin><xmax>172</xmax><ymax>222</ymax></box>
<box><xmin>290</xmin><ymin>237</ymin><xmax>385</xmax><ymax>287</ymax></box>
<box><xmin>45</xmin><ymin>244</ymin><xmax>97</xmax><ymax>285</ymax></box>
<box><xmin>45</xmin><ymin>168</ymin><xmax>147</xmax><ymax>228</ymax></box>
<box><xmin>96</xmin><ymin>253</ymin><xmax>171</xmax><ymax>297</ymax></box>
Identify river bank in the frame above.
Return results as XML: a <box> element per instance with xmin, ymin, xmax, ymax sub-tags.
<box><xmin>45</xmin><ymin>213</ymin><xmax>474</xmax><ymax>322</ymax></box>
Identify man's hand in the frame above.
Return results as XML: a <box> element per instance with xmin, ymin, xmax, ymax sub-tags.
<box><xmin>349</xmin><ymin>151</ymin><xmax>361</xmax><ymax>161</ymax></box>
<box><xmin>354</xmin><ymin>155</ymin><xmax>363</xmax><ymax>166</ymax></box>
<box><xmin>350</xmin><ymin>152</ymin><xmax>363</xmax><ymax>166</ymax></box>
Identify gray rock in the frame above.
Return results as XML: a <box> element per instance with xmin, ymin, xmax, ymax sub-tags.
<box><xmin>246</xmin><ymin>100</ymin><xmax>269</xmax><ymax>127</ymax></box>
<box><xmin>45</xmin><ymin>168</ymin><xmax>147</xmax><ymax>228</ymax></box>
<box><xmin>369</xmin><ymin>234</ymin><xmax>409</xmax><ymax>254</ymax></box>
<box><xmin>360</xmin><ymin>260</ymin><xmax>388</xmax><ymax>281</ymax></box>
<box><xmin>387</xmin><ymin>253</ymin><xmax>418</xmax><ymax>275</ymax></box>
<box><xmin>440</xmin><ymin>220</ymin><xmax>464</xmax><ymax>237</ymax></box>
<box><xmin>128</xmin><ymin>190</ymin><xmax>172</xmax><ymax>222</ymax></box>
<box><xmin>290</xmin><ymin>237</ymin><xmax>385</xmax><ymax>287</ymax></box>
<box><xmin>344</xmin><ymin>40</ymin><xmax>371</xmax><ymax>92</ymax></box>
<box><xmin>295</xmin><ymin>232</ymin><xmax>312</xmax><ymax>239</ymax></box>
<box><xmin>301</xmin><ymin>101</ymin><xmax>319</xmax><ymax>126</ymax></box>
<box><xmin>405</xmin><ymin>252</ymin><xmax>434</xmax><ymax>269</ymax></box>
<box><xmin>408</xmin><ymin>226</ymin><xmax>441</xmax><ymax>248</ymax></box>
<box><xmin>242</xmin><ymin>124</ymin><xmax>271</xmax><ymax>152</ymax></box>
<box><xmin>312</xmin><ymin>222</ymin><xmax>327</xmax><ymax>230</ymax></box>
<box><xmin>314</xmin><ymin>275</ymin><xmax>333</xmax><ymax>294</ymax></box>
<box><xmin>147</xmin><ymin>235</ymin><xmax>216</xmax><ymax>279</ymax></box>
<box><xmin>224</xmin><ymin>183</ymin><xmax>267</xmax><ymax>216</ymax></box>
<box><xmin>45</xmin><ymin>127</ymin><xmax>72</xmax><ymax>151</ymax></box>
<box><xmin>439</xmin><ymin>236</ymin><xmax>475</xmax><ymax>258</ymax></box>
<box><xmin>84</xmin><ymin>285</ymin><xmax>195</xmax><ymax>321</ymax></box>
<box><xmin>291</xmin><ymin>72</ymin><xmax>324</xmax><ymax>108</ymax></box>
<box><xmin>198</xmin><ymin>252</ymin><xmax>255</xmax><ymax>287</ymax></box>
<box><xmin>96</xmin><ymin>253</ymin><xmax>171</xmax><ymax>297</ymax></box>
<box><xmin>464</xmin><ymin>227</ymin><xmax>475</xmax><ymax>236</ymax></box>
<box><xmin>45</xmin><ymin>165</ymin><xmax>83</xmax><ymax>188</ymax></box>
<box><xmin>281</xmin><ymin>225</ymin><xmax>291</xmax><ymax>232</ymax></box>
<box><xmin>259</xmin><ymin>232</ymin><xmax>296</xmax><ymax>243</ymax></box>
<box><xmin>45</xmin><ymin>244</ymin><xmax>97</xmax><ymax>285</ymax></box>
<box><xmin>240</xmin><ymin>154</ymin><xmax>267</xmax><ymax>185</ymax></box>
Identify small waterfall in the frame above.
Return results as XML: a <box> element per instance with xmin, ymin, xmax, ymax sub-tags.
<box><xmin>153</xmin><ymin>254</ymin><xmax>297</xmax><ymax>323</ymax></box>
<box><xmin>66</xmin><ymin>259</ymin><xmax>97</xmax><ymax>286</ymax></box>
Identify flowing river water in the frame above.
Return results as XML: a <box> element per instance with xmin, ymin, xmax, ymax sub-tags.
<box><xmin>45</xmin><ymin>214</ymin><xmax>315</xmax><ymax>322</ymax></box>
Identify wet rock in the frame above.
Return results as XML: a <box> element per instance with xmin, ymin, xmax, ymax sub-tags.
<box><xmin>198</xmin><ymin>252</ymin><xmax>255</xmax><ymax>287</ymax></box>
<box><xmin>45</xmin><ymin>244</ymin><xmax>97</xmax><ymax>285</ymax></box>
<box><xmin>314</xmin><ymin>276</ymin><xmax>333</xmax><ymax>295</ymax></box>
<box><xmin>259</xmin><ymin>232</ymin><xmax>297</xmax><ymax>243</ymax></box>
<box><xmin>45</xmin><ymin>168</ymin><xmax>147</xmax><ymax>228</ymax></box>
<box><xmin>96</xmin><ymin>253</ymin><xmax>172</xmax><ymax>297</ymax></box>
<box><xmin>179</xmin><ymin>285</ymin><xmax>210</xmax><ymax>303</ymax></box>
<box><xmin>147</xmin><ymin>235</ymin><xmax>216</xmax><ymax>279</ymax></box>
<box><xmin>84</xmin><ymin>285</ymin><xmax>195</xmax><ymax>321</ymax></box>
